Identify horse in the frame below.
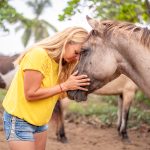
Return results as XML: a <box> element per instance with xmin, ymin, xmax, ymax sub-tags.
<box><xmin>67</xmin><ymin>17</ymin><xmax>150</xmax><ymax>140</ymax></box>
<box><xmin>0</xmin><ymin>54</ymin><xmax>18</xmax><ymax>74</ymax></box>
<box><xmin>94</xmin><ymin>74</ymin><xmax>138</xmax><ymax>139</ymax></box>
<box><xmin>0</xmin><ymin>54</ymin><xmax>19</xmax><ymax>89</ymax></box>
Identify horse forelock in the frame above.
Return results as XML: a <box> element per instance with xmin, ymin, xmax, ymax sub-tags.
<box><xmin>88</xmin><ymin>31</ymin><xmax>102</xmax><ymax>50</ymax></box>
<box><xmin>99</xmin><ymin>20</ymin><xmax>150</xmax><ymax>48</ymax></box>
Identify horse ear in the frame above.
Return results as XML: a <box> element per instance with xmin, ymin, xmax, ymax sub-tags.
<box><xmin>86</xmin><ymin>15</ymin><xmax>99</xmax><ymax>29</ymax></box>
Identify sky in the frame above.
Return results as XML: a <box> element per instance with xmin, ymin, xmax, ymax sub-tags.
<box><xmin>0</xmin><ymin>0</ymin><xmax>92</xmax><ymax>55</ymax></box>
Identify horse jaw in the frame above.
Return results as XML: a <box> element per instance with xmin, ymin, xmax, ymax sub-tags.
<box><xmin>67</xmin><ymin>90</ymin><xmax>88</xmax><ymax>102</ymax></box>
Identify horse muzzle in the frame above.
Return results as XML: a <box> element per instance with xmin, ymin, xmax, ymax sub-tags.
<box><xmin>67</xmin><ymin>90</ymin><xmax>88</xmax><ymax>102</ymax></box>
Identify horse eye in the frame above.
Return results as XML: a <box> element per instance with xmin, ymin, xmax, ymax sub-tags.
<box><xmin>80</xmin><ymin>48</ymin><xmax>89</xmax><ymax>56</ymax></box>
<box><xmin>81</xmin><ymin>48</ymin><xmax>88</xmax><ymax>53</ymax></box>
<box><xmin>102</xmin><ymin>23</ymin><xmax>107</xmax><ymax>26</ymax></box>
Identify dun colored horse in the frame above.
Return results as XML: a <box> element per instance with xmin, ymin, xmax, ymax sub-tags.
<box><xmin>94</xmin><ymin>75</ymin><xmax>138</xmax><ymax>139</ymax></box>
<box><xmin>67</xmin><ymin>17</ymin><xmax>150</xmax><ymax>140</ymax></box>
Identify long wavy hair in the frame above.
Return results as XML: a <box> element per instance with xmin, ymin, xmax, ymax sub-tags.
<box><xmin>15</xmin><ymin>27</ymin><xmax>88</xmax><ymax>84</ymax></box>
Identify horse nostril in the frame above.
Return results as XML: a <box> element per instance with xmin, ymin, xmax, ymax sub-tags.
<box><xmin>0</xmin><ymin>82</ymin><xmax>6</xmax><ymax>89</ymax></box>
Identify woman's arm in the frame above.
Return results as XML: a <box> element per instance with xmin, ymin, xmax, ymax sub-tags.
<box><xmin>24</xmin><ymin>70</ymin><xmax>90</xmax><ymax>101</ymax></box>
<box><xmin>24</xmin><ymin>70</ymin><xmax>63</xmax><ymax>101</ymax></box>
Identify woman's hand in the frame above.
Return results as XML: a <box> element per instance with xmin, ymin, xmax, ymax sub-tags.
<box><xmin>61</xmin><ymin>71</ymin><xmax>90</xmax><ymax>91</ymax></box>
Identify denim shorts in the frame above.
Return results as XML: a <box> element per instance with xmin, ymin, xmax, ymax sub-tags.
<box><xmin>3</xmin><ymin>111</ymin><xmax>48</xmax><ymax>141</ymax></box>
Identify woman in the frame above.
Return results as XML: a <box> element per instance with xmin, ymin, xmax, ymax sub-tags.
<box><xmin>2</xmin><ymin>26</ymin><xmax>90</xmax><ymax>150</ymax></box>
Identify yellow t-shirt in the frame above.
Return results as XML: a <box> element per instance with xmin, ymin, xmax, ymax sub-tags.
<box><xmin>3</xmin><ymin>47</ymin><xmax>59</xmax><ymax>126</ymax></box>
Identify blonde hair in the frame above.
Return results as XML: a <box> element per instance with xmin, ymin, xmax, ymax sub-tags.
<box><xmin>15</xmin><ymin>26</ymin><xmax>88</xmax><ymax>84</ymax></box>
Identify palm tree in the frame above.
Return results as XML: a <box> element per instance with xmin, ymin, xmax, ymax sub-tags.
<box><xmin>16</xmin><ymin>0</ymin><xmax>57</xmax><ymax>46</ymax></box>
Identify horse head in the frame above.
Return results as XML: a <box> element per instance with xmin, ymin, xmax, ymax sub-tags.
<box><xmin>67</xmin><ymin>17</ymin><xmax>120</xmax><ymax>102</ymax></box>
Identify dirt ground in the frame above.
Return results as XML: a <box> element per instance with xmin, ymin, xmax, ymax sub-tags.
<box><xmin>0</xmin><ymin>116</ymin><xmax>150</xmax><ymax>150</ymax></box>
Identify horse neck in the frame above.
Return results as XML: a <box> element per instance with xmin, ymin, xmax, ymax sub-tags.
<box><xmin>113</xmin><ymin>37</ymin><xmax>150</xmax><ymax>97</ymax></box>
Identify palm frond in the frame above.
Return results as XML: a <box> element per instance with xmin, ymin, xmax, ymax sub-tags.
<box><xmin>22</xmin><ymin>28</ymin><xmax>32</xmax><ymax>46</ymax></box>
<box><xmin>26</xmin><ymin>1</ymin><xmax>35</xmax><ymax>8</ymax></box>
<box><xmin>42</xmin><ymin>20</ymin><xmax>57</xmax><ymax>32</ymax></box>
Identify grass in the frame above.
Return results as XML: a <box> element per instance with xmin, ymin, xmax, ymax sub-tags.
<box><xmin>68</xmin><ymin>94</ymin><xmax>118</xmax><ymax>125</ymax></box>
<box><xmin>135</xmin><ymin>90</ymin><xmax>150</xmax><ymax>107</ymax></box>
<box><xmin>0</xmin><ymin>89</ymin><xmax>7</xmax><ymax>102</ymax></box>
<box><xmin>68</xmin><ymin>93</ymin><xmax>150</xmax><ymax>127</ymax></box>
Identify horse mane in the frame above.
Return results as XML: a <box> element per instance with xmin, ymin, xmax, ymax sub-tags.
<box><xmin>100</xmin><ymin>20</ymin><xmax>150</xmax><ymax>48</ymax></box>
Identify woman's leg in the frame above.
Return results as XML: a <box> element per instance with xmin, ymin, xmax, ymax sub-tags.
<box><xmin>8</xmin><ymin>141</ymin><xmax>35</xmax><ymax>150</ymax></box>
<box><xmin>3</xmin><ymin>111</ymin><xmax>35</xmax><ymax>150</ymax></box>
<box><xmin>3</xmin><ymin>111</ymin><xmax>47</xmax><ymax>150</ymax></box>
<box><xmin>34</xmin><ymin>130</ymin><xmax>48</xmax><ymax>150</ymax></box>
<box><xmin>7</xmin><ymin>128</ymin><xmax>48</xmax><ymax>150</ymax></box>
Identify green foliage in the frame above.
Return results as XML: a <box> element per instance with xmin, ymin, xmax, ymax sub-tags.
<box><xmin>15</xmin><ymin>0</ymin><xmax>57</xmax><ymax>46</ymax></box>
<box><xmin>59</xmin><ymin>0</ymin><xmax>80</xmax><ymax>21</ymax></box>
<box><xmin>68</xmin><ymin>97</ymin><xmax>118</xmax><ymax>125</ymax></box>
<box><xmin>68</xmin><ymin>94</ymin><xmax>150</xmax><ymax>127</ymax></box>
<box><xmin>101</xmin><ymin>95</ymin><xmax>118</xmax><ymax>106</ymax></box>
<box><xmin>22</xmin><ymin>28</ymin><xmax>32</xmax><ymax>46</ymax></box>
<box><xmin>0</xmin><ymin>0</ymin><xmax>57</xmax><ymax>47</ymax></box>
<box><xmin>0</xmin><ymin>0</ymin><xmax>25</xmax><ymax>32</ymax></box>
<box><xmin>135</xmin><ymin>90</ymin><xmax>150</xmax><ymax>107</ymax></box>
<box><xmin>59</xmin><ymin>0</ymin><xmax>149</xmax><ymax>23</ymax></box>
<box><xmin>18</xmin><ymin>18</ymin><xmax>57</xmax><ymax>46</ymax></box>
<box><xmin>135</xmin><ymin>90</ymin><xmax>148</xmax><ymax>101</ymax></box>
<box><xmin>0</xmin><ymin>89</ymin><xmax>7</xmax><ymax>101</ymax></box>
<box><xmin>26</xmin><ymin>0</ymin><xmax>52</xmax><ymax>18</ymax></box>
<box><xmin>69</xmin><ymin>100</ymin><xmax>117</xmax><ymax>116</ymax></box>
<box><xmin>129</xmin><ymin>107</ymin><xmax>150</xmax><ymax>127</ymax></box>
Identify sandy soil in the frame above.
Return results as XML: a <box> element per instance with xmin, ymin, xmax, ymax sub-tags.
<box><xmin>0</xmin><ymin>118</ymin><xmax>150</xmax><ymax>150</ymax></box>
